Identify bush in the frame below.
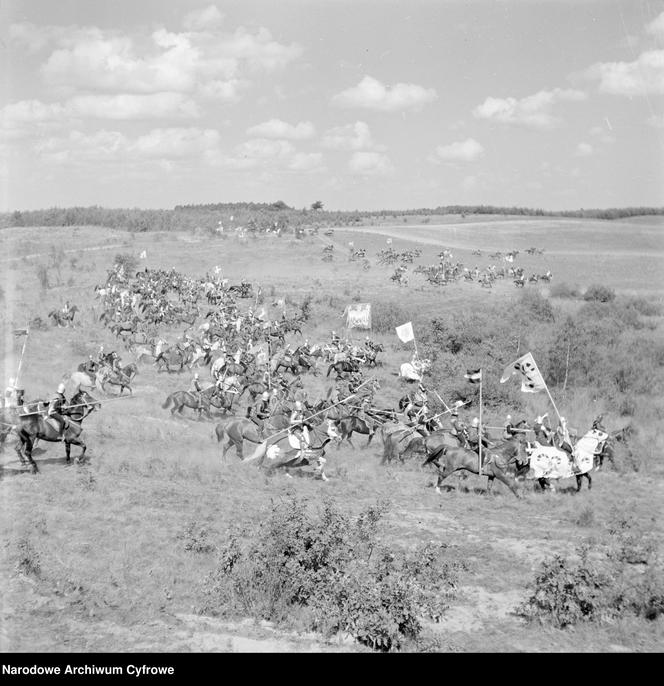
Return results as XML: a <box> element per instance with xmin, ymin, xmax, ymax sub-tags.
<box><xmin>114</xmin><ymin>252</ymin><xmax>138</xmax><ymax>275</ymax></box>
<box><xmin>550</xmin><ymin>282</ymin><xmax>579</xmax><ymax>299</ymax></box>
<box><xmin>584</xmin><ymin>284</ymin><xmax>616</xmax><ymax>303</ymax></box>
<box><xmin>517</xmin><ymin>290</ymin><xmax>555</xmax><ymax>322</ymax></box>
<box><xmin>518</xmin><ymin>518</ymin><xmax>663</xmax><ymax>627</ymax></box>
<box><xmin>200</xmin><ymin>498</ymin><xmax>460</xmax><ymax>651</ymax></box>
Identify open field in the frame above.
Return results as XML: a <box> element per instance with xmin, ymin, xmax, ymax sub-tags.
<box><xmin>1</xmin><ymin>215</ymin><xmax>663</xmax><ymax>652</ymax></box>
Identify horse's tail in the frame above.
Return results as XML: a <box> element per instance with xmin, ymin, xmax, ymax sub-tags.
<box><xmin>214</xmin><ymin>424</ymin><xmax>226</xmax><ymax>442</ymax></box>
<box><xmin>162</xmin><ymin>394</ymin><xmax>174</xmax><ymax>409</ymax></box>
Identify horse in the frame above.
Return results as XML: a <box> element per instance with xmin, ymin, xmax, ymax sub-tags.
<box><xmin>326</xmin><ymin>360</ymin><xmax>359</xmax><ymax>378</ymax></box>
<box><xmin>155</xmin><ymin>349</ymin><xmax>185</xmax><ymax>373</ymax></box>
<box><xmin>334</xmin><ymin>415</ymin><xmax>377</xmax><ymax>448</ymax></box>
<box><xmin>242</xmin><ymin>423</ymin><xmax>332</xmax><ymax>480</ymax></box>
<box><xmin>15</xmin><ymin>389</ymin><xmax>99</xmax><ymax>473</ymax></box>
<box><xmin>78</xmin><ymin>360</ymin><xmax>99</xmax><ymax>375</ymax></box>
<box><xmin>95</xmin><ymin>366</ymin><xmax>134</xmax><ymax>395</ymax></box>
<box><xmin>381</xmin><ymin>423</ymin><xmax>426</xmax><ymax>464</ymax></box>
<box><xmin>162</xmin><ymin>385</ymin><xmax>216</xmax><ymax>420</ymax></box>
<box><xmin>423</xmin><ymin>437</ymin><xmax>529</xmax><ymax>497</ymax></box>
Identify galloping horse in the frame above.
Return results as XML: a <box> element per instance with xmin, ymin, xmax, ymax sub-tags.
<box><xmin>162</xmin><ymin>385</ymin><xmax>218</xmax><ymax>419</ymax></box>
<box><xmin>15</xmin><ymin>390</ymin><xmax>99</xmax><ymax>473</ymax></box>
<box><xmin>242</xmin><ymin>423</ymin><xmax>333</xmax><ymax>479</ymax></box>
<box><xmin>48</xmin><ymin>305</ymin><xmax>79</xmax><ymax>327</ymax></box>
<box><xmin>423</xmin><ymin>437</ymin><xmax>529</xmax><ymax>497</ymax></box>
<box><xmin>326</xmin><ymin>360</ymin><xmax>359</xmax><ymax>378</ymax></box>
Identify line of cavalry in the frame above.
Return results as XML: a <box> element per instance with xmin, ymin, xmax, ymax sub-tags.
<box><xmin>321</xmin><ymin>241</ymin><xmax>552</xmax><ymax>289</ymax></box>
<box><xmin>1</xmin><ymin>257</ymin><xmax>629</xmax><ymax>497</ymax></box>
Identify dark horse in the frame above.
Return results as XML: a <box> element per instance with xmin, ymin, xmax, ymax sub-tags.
<box><xmin>215</xmin><ymin>413</ymin><xmax>291</xmax><ymax>459</ymax></box>
<box><xmin>334</xmin><ymin>415</ymin><xmax>377</xmax><ymax>448</ymax></box>
<box><xmin>161</xmin><ymin>385</ymin><xmax>218</xmax><ymax>419</ymax></box>
<box><xmin>15</xmin><ymin>390</ymin><xmax>99</xmax><ymax>473</ymax></box>
<box><xmin>423</xmin><ymin>437</ymin><xmax>530</xmax><ymax>498</ymax></box>
<box><xmin>326</xmin><ymin>360</ymin><xmax>359</xmax><ymax>378</ymax></box>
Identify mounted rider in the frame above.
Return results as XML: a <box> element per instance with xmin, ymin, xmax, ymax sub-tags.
<box><xmin>249</xmin><ymin>391</ymin><xmax>272</xmax><ymax>435</ymax></box>
<box><xmin>189</xmin><ymin>373</ymin><xmax>204</xmax><ymax>411</ymax></box>
<box><xmin>449</xmin><ymin>401</ymin><xmax>470</xmax><ymax>448</ymax></box>
<box><xmin>47</xmin><ymin>383</ymin><xmax>68</xmax><ymax>436</ymax></box>
<box><xmin>503</xmin><ymin>414</ymin><xmax>517</xmax><ymax>439</ymax></box>
<box><xmin>555</xmin><ymin>416</ymin><xmax>574</xmax><ymax>456</ymax></box>
<box><xmin>591</xmin><ymin>414</ymin><xmax>606</xmax><ymax>432</ymax></box>
<box><xmin>467</xmin><ymin>417</ymin><xmax>489</xmax><ymax>451</ymax></box>
<box><xmin>413</xmin><ymin>403</ymin><xmax>431</xmax><ymax>436</ymax></box>
<box><xmin>289</xmin><ymin>400</ymin><xmax>310</xmax><ymax>459</ymax></box>
<box><xmin>356</xmin><ymin>396</ymin><xmax>376</xmax><ymax>438</ymax></box>
<box><xmin>533</xmin><ymin>413</ymin><xmax>552</xmax><ymax>445</ymax></box>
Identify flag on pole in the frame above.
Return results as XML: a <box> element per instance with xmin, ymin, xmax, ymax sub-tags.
<box><xmin>13</xmin><ymin>328</ymin><xmax>28</xmax><ymax>337</ymax></box>
<box><xmin>395</xmin><ymin>321</ymin><xmax>415</xmax><ymax>343</ymax></box>
<box><xmin>139</xmin><ymin>250</ymin><xmax>147</xmax><ymax>259</ymax></box>
<box><xmin>464</xmin><ymin>369</ymin><xmax>482</xmax><ymax>384</ymax></box>
<box><xmin>500</xmin><ymin>352</ymin><xmax>546</xmax><ymax>393</ymax></box>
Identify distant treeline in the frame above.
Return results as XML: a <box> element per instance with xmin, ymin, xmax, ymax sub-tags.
<box><xmin>1</xmin><ymin>203</ymin><xmax>662</xmax><ymax>232</ymax></box>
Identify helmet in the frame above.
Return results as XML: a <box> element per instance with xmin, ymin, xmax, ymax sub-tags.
<box><xmin>536</xmin><ymin>415</ymin><xmax>544</xmax><ymax>424</ymax></box>
<box><xmin>261</xmin><ymin>392</ymin><xmax>269</xmax><ymax>400</ymax></box>
<box><xmin>506</xmin><ymin>414</ymin><xmax>512</xmax><ymax>421</ymax></box>
<box><xmin>194</xmin><ymin>373</ymin><xmax>199</xmax><ymax>379</ymax></box>
<box><xmin>472</xmin><ymin>417</ymin><xmax>479</xmax><ymax>427</ymax></box>
<box><xmin>454</xmin><ymin>400</ymin><xmax>464</xmax><ymax>408</ymax></box>
<box><xmin>295</xmin><ymin>401</ymin><xmax>302</xmax><ymax>410</ymax></box>
<box><xmin>9</xmin><ymin>378</ymin><xmax>15</xmax><ymax>385</ymax></box>
<box><xmin>57</xmin><ymin>383</ymin><xmax>66</xmax><ymax>394</ymax></box>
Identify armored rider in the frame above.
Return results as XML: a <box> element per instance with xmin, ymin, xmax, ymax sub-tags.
<box><xmin>47</xmin><ymin>383</ymin><xmax>68</xmax><ymax>437</ymax></box>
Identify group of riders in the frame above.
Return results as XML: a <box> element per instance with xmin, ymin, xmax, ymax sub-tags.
<box><xmin>3</xmin><ymin>377</ymin><xmax>69</xmax><ymax>437</ymax></box>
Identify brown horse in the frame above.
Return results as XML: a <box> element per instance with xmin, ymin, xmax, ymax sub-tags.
<box><xmin>215</xmin><ymin>413</ymin><xmax>291</xmax><ymax>459</ymax></box>
<box><xmin>15</xmin><ymin>390</ymin><xmax>99</xmax><ymax>473</ymax></box>
<box><xmin>423</xmin><ymin>437</ymin><xmax>530</xmax><ymax>498</ymax></box>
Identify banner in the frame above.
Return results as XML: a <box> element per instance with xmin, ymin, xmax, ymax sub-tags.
<box><xmin>345</xmin><ymin>303</ymin><xmax>372</xmax><ymax>329</ymax></box>
<box><xmin>395</xmin><ymin>321</ymin><xmax>415</xmax><ymax>343</ymax></box>
<box><xmin>139</xmin><ymin>250</ymin><xmax>147</xmax><ymax>259</ymax></box>
<box><xmin>500</xmin><ymin>352</ymin><xmax>546</xmax><ymax>393</ymax></box>
<box><xmin>465</xmin><ymin>369</ymin><xmax>482</xmax><ymax>384</ymax></box>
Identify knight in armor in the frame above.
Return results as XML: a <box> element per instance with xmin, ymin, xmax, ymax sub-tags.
<box><xmin>556</xmin><ymin>417</ymin><xmax>574</xmax><ymax>456</ymax></box>
<box><xmin>47</xmin><ymin>383</ymin><xmax>68</xmax><ymax>436</ymax></box>
<box><xmin>249</xmin><ymin>391</ymin><xmax>272</xmax><ymax>435</ymax></box>
<box><xmin>449</xmin><ymin>401</ymin><xmax>470</xmax><ymax>448</ymax></box>
<box><xmin>289</xmin><ymin>400</ymin><xmax>310</xmax><ymax>459</ymax></box>
<box><xmin>190</xmin><ymin>373</ymin><xmax>204</xmax><ymax>411</ymax></box>
<box><xmin>467</xmin><ymin>417</ymin><xmax>489</xmax><ymax>451</ymax></box>
<box><xmin>533</xmin><ymin>413</ymin><xmax>552</xmax><ymax>445</ymax></box>
<box><xmin>331</xmin><ymin>330</ymin><xmax>341</xmax><ymax>346</ymax></box>
<box><xmin>414</xmin><ymin>403</ymin><xmax>431</xmax><ymax>436</ymax></box>
<box><xmin>357</xmin><ymin>396</ymin><xmax>376</xmax><ymax>437</ymax></box>
<box><xmin>503</xmin><ymin>414</ymin><xmax>516</xmax><ymax>440</ymax></box>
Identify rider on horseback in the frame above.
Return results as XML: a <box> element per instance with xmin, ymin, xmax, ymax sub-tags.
<box><xmin>47</xmin><ymin>383</ymin><xmax>68</xmax><ymax>437</ymax></box>
<box><xmin>289</xmin><ymin>400</ymin><xmax>310</xmax><ymax>459</ymax></box>
<box><xmin>450</xmin><ymin>402</ymin><xmax>470</xmax><ymax>448</ymax></box>
<box><xmin>592</xmin><ymin>414</ymin><xmax>606</xmax><ymax>432</ymax></box>
<box><xmin>467</xmin><ymin>417</ymin><xmax>489</xmax><ymax>451</ymax></box>
<box><xmin>357</xmin><ymin>396</ymin><xmax>376</xmax><ymax>438</ymax></box>
<box><xmin>250</xmin><ymin>391</ymin><xmax>271</xmax><ymax>435</ymax></box>
<box><xmin>4</xmin><ymin>377</ymin><xmax>18</xmax><ymax>409</ymax></box>
<box><xmin>533</xmin><ymin>413</ymin><xmax>552</xmax><ymax>445</ymax></box>
<box><xmin>190</xmin><ymin>373</ymin><xmax>204</xmax><ymax>411</ymax></box>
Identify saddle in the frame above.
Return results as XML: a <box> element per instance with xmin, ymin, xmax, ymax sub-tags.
<box><xmin>45</xmin><ymin>416</ymin><xmax>69</xmax><ymax>434</ymax></box>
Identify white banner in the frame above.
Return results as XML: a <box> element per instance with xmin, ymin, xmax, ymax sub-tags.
<box><xmin>500</xmin><ymin>352</ymin><xmax>546</xmax><ymax>393</ymax></box>
<box><xmin>395</xmin><ymin>321</ymin><xmax>415</xmax><ymax>343</ymax></box>
<box><xmin>345</xmin><ymin>303</ymin><xmax>372</xmax><ymax>329</ymax></box>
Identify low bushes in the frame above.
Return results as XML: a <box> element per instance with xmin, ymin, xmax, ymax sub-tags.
<box><xmin>200</xmin><ymin>498</ymin><xmax>461</xmax><ymax>651</ymax></box>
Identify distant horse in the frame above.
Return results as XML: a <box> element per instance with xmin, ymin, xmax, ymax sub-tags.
<box><xmin>162</xmin><ymin>385</ymin><xmax>217</xmax><ymax>420</ymax></box>
<box><xmin>95</xmin><ymin>365</ymin><xmax>135</xmax><ymax>395</ymax></box>
<box><xmin>48</xmin><ymin>305</ymin><xmax>79</xmax><ymax>327</ymax></box>
<box><xmin>15</xmin><ymin>389</ymin><xmax>99</xmax><ymax>473</ymax></box>
<box><xmin>155</xmin><ymin>349</ymin><xmax>185</xmax><ymax>373</ymax></box>
<box><xmin>326</xmin><ymin>360</ymin><xmax>359</xmax><ymax>378</ymax></box>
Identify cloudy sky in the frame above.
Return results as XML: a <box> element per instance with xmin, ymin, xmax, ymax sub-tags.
<box><xmin>1</xmin><ymin>0</ymin><xmax>663</xmax><ymax>212</ymax></box>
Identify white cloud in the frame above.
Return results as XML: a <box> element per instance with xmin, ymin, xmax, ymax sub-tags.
<box><xmin>431</xmin><ymin>138</ymin><xmax>484</xmax><ymax>163</ymax></box>
<box><xmin>183</xmin><ymin>5</ymin><xmax>225</xmax><ymax>32</ymax></box>
<box><xmin>321</xmin><ymin>121</ymin><xmax>382</xmax><ymax>150</ymax></box>
<box><xmin>16</xmin><ymin>17</ymin><xmax>301</xmax><ymax>100</ymax></box>
<box><xmin>575</xmin><ymin>142</ymin><xmax>593</xmax><ymax>157</ymax></box>
<box><xmin>473</xmin><ymin>88</ymin><xmax>586</xmax><ymax>129</ymax></box>
<box><xmin>246</xmin><ymin>119</ymin><xmax>315</xmax><ymax>140</ymax></box>
<box><xmin>33</xmin><ymin>127</ymin><xmax>222</xmax><ymax>164</ymax></box>
<box><xmin>348</xmin><ymin>151</ymin><xmax>395</xmax><ymax>176</ymax></box>
<box><xmin>68</xmin><ymin>93</ymin><xmax>200</xmax><ymax>119</ymax></box>
<box><xmin>333</xmin><ymin>76</ymin><xmax>437</xmax><ymax>112</ymax></box>
<box><xmin>646</xmin><ymin>11</ymin><xmax>664</xmax><ymax>38</ymax></box>
<box><xmin>585</xmin><ymin>50</ymin><xmax>664</xmax><ymax>96</ymax></box>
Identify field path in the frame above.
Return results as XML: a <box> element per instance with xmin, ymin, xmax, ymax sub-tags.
<box><xmin>343</xmin><ymin>224</ymin><xmax>664</xmax><ymax>257</ymax></box>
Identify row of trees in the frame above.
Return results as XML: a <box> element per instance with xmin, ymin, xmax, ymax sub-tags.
<box><xmin>2</xmin><ymin>204</ymin><xmax>662</xmax><ymax>232</ymax></box>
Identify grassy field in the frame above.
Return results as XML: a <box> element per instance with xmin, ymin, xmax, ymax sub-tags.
<box><xmin>1</xmin><ymin>215</ymin><xmax>663</xmax><ymax>652</ymax></box>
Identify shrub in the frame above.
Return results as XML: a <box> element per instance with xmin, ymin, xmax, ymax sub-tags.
<box><xmin>200</xmin><ymin>498</ymin><xmax>459</xmax><ymax>651</ymax></box>
<box><xmin>114</xmin><ymin>252</ymin><xmax>138</xmax><ymax>274</ymax></box>
<box><xmin>517</xmin><ymin>289</ymin><xmax>555</xmax><ymax>322</ymax></box>
<box><xmin>371</xmin><ymin>299</ymin><xmax>415</xmax><ymax>335</ymax></box>
<box><xmin>584</xmin><ymin>284</ymin><xmax>616</xmax><ymax>303</ymax></box>
<box><xmin>550</xmin><ymin>282</ymin><xmax>579</xmax><ymax>299</ymax></box>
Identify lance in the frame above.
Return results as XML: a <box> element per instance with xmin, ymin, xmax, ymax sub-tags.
<box><xmin>14</xmin><ymin>325</ymin><xmax>30</xmax><ymax>388</ymax></box>
<box><xmin>393</xmin><ymin>401</ymin><xmax>473</xmax><ymax>439</ymax></box>
<box><xmin>16</xmin><ymin>393</ymin><xmax>135</xmax><ymax>416</ymax></box>
<box><xmin>260</xmin><ymin>377</ymin><xmax>376</xmax><ymax>442</ymax></box>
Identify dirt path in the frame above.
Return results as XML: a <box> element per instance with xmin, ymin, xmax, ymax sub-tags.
<box><xmin>1</xmin><ymin>243</ymin><xmax>126</xmax><ymax>264</ymax></box>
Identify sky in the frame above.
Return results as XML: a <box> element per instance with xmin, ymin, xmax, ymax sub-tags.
<box><xmin>1</xmin><ymin>0</ymin><xmax>663</xmax><ymax>212</ymax></box>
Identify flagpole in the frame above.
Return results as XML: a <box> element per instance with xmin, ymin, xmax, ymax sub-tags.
<box><xmin>478</xmin><ymin>369</ymin><xmax>483</xmax><ymax>476</ymax></box>
<box><xmin>15</xmin><ymin>325</ymin><xmax>30</xmax><ymax>388</ymax></box>
<box><xmin>543</xmin><ymin>383</ymin><xmax>563</xmax><ymax>426</ymax></box>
